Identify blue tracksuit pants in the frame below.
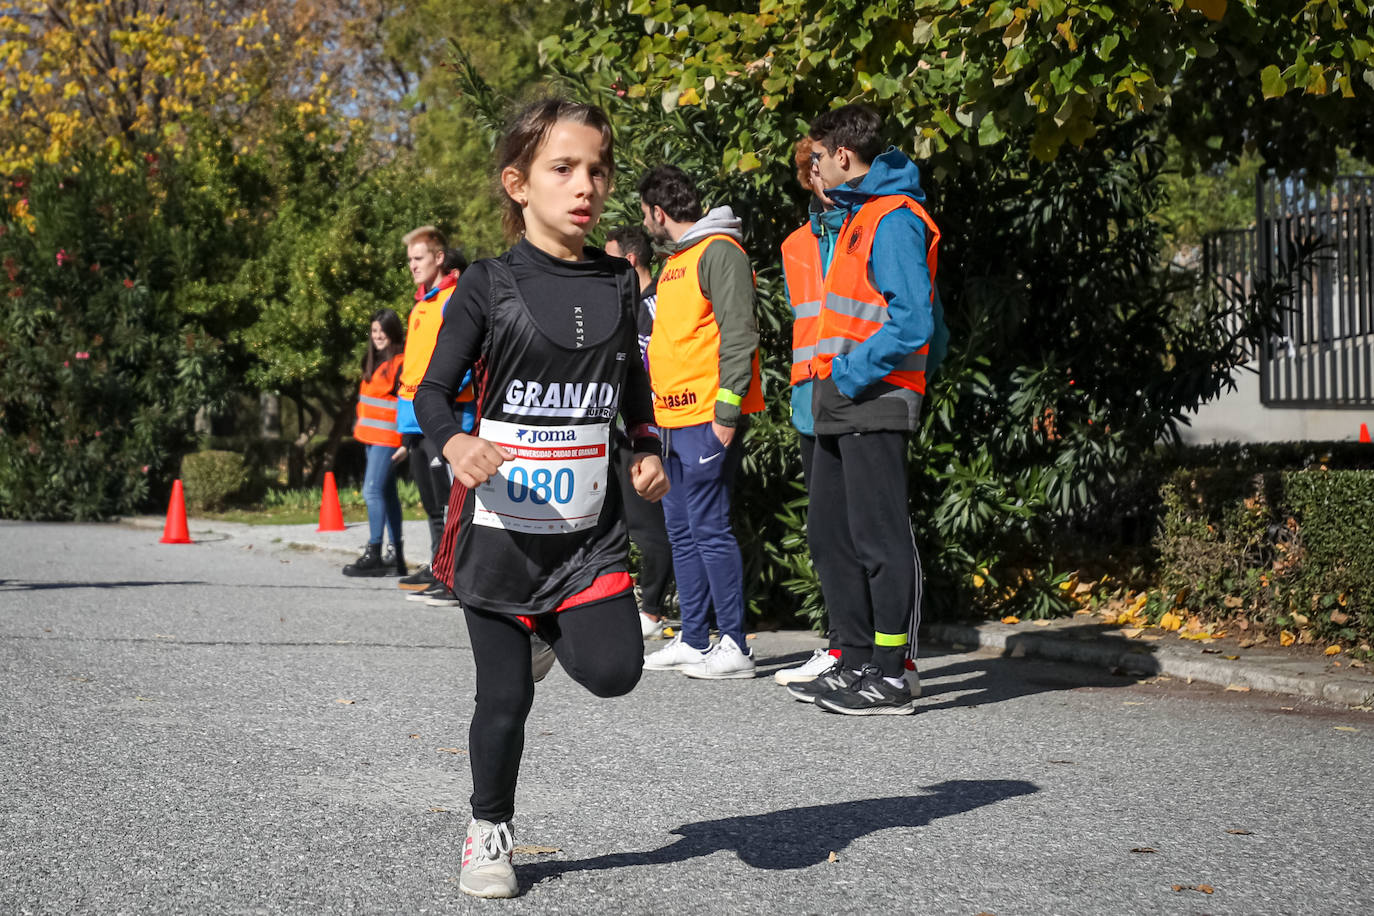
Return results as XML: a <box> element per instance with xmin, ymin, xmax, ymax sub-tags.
<box><xmin>661</xmin><ymin>421</ymin><xmax>746</xmax><ymax>650</ymax></box>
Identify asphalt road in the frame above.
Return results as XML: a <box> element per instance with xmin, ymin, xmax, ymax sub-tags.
<box><xmin>2</xmin><ymin>520</ymin><xmax>1371</xmax><ymax>915</ymax></box>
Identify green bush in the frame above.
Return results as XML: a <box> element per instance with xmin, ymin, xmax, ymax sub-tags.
<box><xmin>0</xmin><ymin>155</ymin><xmax>237</xmax><ymax>520</ymax></box>
<box><xmin>1153</xmin><ymin>465</ymin><xmax>1374</xmax><ymax>648</ymax></box>
<box><xmin>181</xmin><ymin>450</ymin><xmax>250</xmax><ymax>512</ymax></box>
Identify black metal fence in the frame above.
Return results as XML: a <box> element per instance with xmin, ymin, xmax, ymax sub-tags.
<box><xmin>1204</xmin><ymin>175</ymin><xmax>1374</xmax><ymax>407</ymax></box>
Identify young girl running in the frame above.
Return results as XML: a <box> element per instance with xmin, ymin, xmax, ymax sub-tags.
<box><xmin>414</xmin><ymin>99</ymin><xmax>668</xmax><ymax>899</ymax></box>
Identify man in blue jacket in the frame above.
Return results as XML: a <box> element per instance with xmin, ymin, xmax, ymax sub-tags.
<box><xmin>786</xmin><ymin>104</ymin><xmax>947</xmax><ymax>716</ymax></box>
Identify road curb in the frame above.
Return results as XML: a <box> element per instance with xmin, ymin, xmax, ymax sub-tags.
<box><xmin>926</xmin><ymin>621</ymin><xmax>1374</xmax><ymax>708</ymax></box>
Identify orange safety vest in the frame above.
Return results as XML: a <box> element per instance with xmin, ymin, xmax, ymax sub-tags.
<box><xmin>355</xmin><ymin>353</ymin><xmax>404</xmax><ymax>447</ymax></box>
<box><xmin>780</xmin><ymin>224</ymin><xmax>824</xmax><ymax>387</ymax></box>
<box><xmin>399</xmin><ymin>275</ymin><xmax>474</xmax><ymax>407</ymax></box>
<box><xmin>811</xmin><ymin>195</ymin><xmax>941</xmax><ymax>395</ymax></box>
<box><xmin>647</xmin><ymin>234</ymin><xmax>765</xmax><ymax>428</ymax></box>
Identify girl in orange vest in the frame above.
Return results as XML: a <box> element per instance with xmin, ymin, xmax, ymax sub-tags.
<box><xmin>344</xmin><ymin>308</ymin><xmax>408</xmax><ymax>577</ymax></box>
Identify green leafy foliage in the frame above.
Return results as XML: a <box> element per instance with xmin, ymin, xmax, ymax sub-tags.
<box><xmin>1154</xmin><ymin>464</ymin><xmax>1374</xmax><ymax>647</ymax></box>
<box><xmin>181</xmin><ymin>450</ymin><xmax>251</xmax><ymax>512</ymax></box>
<box><xmin>0</xmin><ymin>155</ymin><xmax>238</xmax><ymax>519</ymax></box>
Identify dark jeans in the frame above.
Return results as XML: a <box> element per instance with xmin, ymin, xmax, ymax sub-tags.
<box><xmin>615</xmin><ymin>443</ymin><xmax>674</xmax><ymax>616</ymax></box>
<box><xmin>464</xmin><ymin>594</ymin><xmax>643</xmax><ymax>823</ymax></box>
<box><xmin>807</xmin><ymin>431</ymin><xmax>921</xmax><ymax>678</ymax></box>
<box><xmin>362</xmin><ymin>444</ymin><xmax>402</xmax><ymax>547</ymax></box>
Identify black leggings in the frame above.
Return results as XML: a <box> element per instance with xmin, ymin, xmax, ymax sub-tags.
<box><xmin>464</xmin><ymin>592</ymin><xmax>644</xmax><ymax>823</ymax></box>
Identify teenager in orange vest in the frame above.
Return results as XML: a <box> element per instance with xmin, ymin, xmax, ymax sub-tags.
<box><xmin>772</xmin><ymin>137</ymin><xmax>852</xmax><ymax>686</ymax></box>
<box><xmin>637</xmin><ymin>165</ymin><xmax>765</xmax><ymax>680</ymax></box>
<box><xmin>785</xmin><ymin>104</ymin><xmax>947</xmax><ymax>715</ymax></box>
<box><xmin>344</xmin><ymin>308</ymin><xmax>407</xmax><ymax>577</ymax></box>
<box><xmin>394</xmin><ymin>228</ymin><xmax>475</xmax><ymax>603</ymax></box>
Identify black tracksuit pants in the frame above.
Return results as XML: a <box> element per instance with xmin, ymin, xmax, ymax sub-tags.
<box><xmin>407</xmin><ymin>434</ymin><xmax>451</xmax><ymax>562</ymax></box>
<box><xmin>806</xmin><ymin>430</ymin><xmax>920</xmax><ymax>679</ymax></box>
<box><xmin>464</xmin><ymin>594</ymin><xmax>643</xmax><ymax>824</ymax></box>
<box><xmin>614</xmin><ymin>443</ymin><xmax>675</xmax><ymax>616</ymax></box>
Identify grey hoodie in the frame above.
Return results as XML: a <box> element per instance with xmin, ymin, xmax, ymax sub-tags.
<box><xmin>669</xmin><ymin>206</ymin><xmax>759</xmax><ymax>426</ymax></box>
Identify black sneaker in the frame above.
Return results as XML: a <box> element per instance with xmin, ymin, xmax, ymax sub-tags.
<box><xmin>406</xmin><ymin>582</ymin><xmax>447</xmax><ymax>603</ymax></box>
<box><xmin>531</xmin><ymin>634</ymin><xmax>556</xmax><ymax>683</ymax></box>
<box><xmin>398</xmin><ymin>564</ymin><xmax>435</xmax><ymax>591</ymax></box>
<box><xmin>786</xmin><ymin>667</ymin><xmax>860</xmax><ymax>704</ymax></box>
<box><xmin>815</xmin><ymin>664</ymin><xmax>916</xmax><ymax>716</ymax></box>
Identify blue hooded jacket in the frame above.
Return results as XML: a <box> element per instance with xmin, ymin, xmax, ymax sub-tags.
<box><xmin>823</xmin><ymin>148</ymin><xmax>947</xmax><ymax>402</ymax></box>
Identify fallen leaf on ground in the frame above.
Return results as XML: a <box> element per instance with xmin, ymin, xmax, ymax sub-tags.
<box><xmin>1158</xmin><ymin>612</ymin><xmax>1183</xmax><ymax>631</ymax></box>
<box><xmin>1121</xmin><ymin>627</ymin><xmax>1143</xmax><ymax>638</ymax></box>
<box><xmin>1223</xmin><ymin>596</ymin><xmax>1243</xmax><ymax>609</ymax></box>
<box><xmin>1279</xmin><ymin>630</ymin><xmax>1296</xmax><ymax>647</ymax></box>
<box><xmin>1001</xmin><ymin>615</ymin><xmax>1020</xmax><ymax>625</ymax></box>
<box><xmin>1225</xmin><ymin>685</ymin><xmax>1251</xmax><ymax>692</ymax></box>
<box><xmin>1048</xmin><ymin>759</ymin><xmax>1075</xmax><ymax>764</ymax></box>
<box><xmin>1325</xmin><ymin>645</ymin><xmax>1342</xmax><ymax>656</ymax></box>
<box><xmin>408</xmin><ymin>734</ymin><xmax>420</xmax><ymax>739</ymax></box>
<box><xmin>1032</xmin><ymin>619</ymin><xmax>1052</xmax><ymax>627</ymax></box>
<box><xmin>1226</xmin><ymin>829</ymin><xmax>1252</xmax><ymax>835</ymax></box>
<box><xmin>1292</xmin><ymin>612</ymin><xmax>1310</xmax><ymax>626</ymax></box>
<box><xmin>1224</xmin><ymin>654</ymin><xmax>1239</xmax><ymax>660</ymax></box>
<box><xmin>437</xmin><ymin>747</ymin><xmax>466</xmax><ymax>754</ymax></box>
<box><xmin>514</xmin><ymin>845</ymin><xmax>560</xmax><ymax>855</ymax></box>
<box><xmin>1202</xmin><ymin>647</ymin><xmax>1221</xmax><ymax>654</ymax></box>
<box><xmin>1331</xmin><ymin>610</ymin><xmax>1351</xmax><ymax>625</ymax></box>
<box><xmin>1334</xmin><ymin>726</ymin><xmax>1359</xmax><ymax>733</ymax></box>
<box><xmin>745</xmin><ymin>633</ymin><xmax>756</xmax><ymax>640</ymax></box>
<box><xmin>335</xmin><ymin>699</ymin><xmax>355</xmax><ymax>705</ymax></box>
<box><xmin>1131</xmin><ymin>847</ymin><xmax>1157</xmax><ymax>854</ymax></box>
<box><xmin>1171</xmin><ymin>884</ymin><xmax>1214</xmax><ymax>894</ymax></box>
<box><xmin>428</xmin><ymin>807</ymin><xmax>448</xmax><ymax>813</ymax></box>
<box><xmin>827</xmin><ymin>851</ymin><xmax>839</xmax><ymax>863</ymax></box>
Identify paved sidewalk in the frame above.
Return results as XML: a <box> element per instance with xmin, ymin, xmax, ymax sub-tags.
<box><xmin>124</xmin><ymin>515</ymin><xmax>1374</xmax><ymax>708</ymax></box>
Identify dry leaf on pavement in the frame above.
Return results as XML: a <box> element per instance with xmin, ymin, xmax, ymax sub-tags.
<box><xmin>1130</xmin><ymin>847</ymin><xmax>1157</xmax><ymax>854</ymax></box>
<box><xmin>514</xmin><ymin>845</ymin><xmax>561</xmax><ymax>855</ymax></box>
<box><xmin>1172</xmin><ymin>884</ymin><xmax>1215</xmax><ymax>894</ymax></box>
<box><xmin>335</xmin><ymin>699</ymin><xmax>355</xmax><ymax>705</ymax></box>
<box><xmin>1226</xmin><ymin>829</ymin><xmax>1253</xmax><ymax>835</ymax></box>
<box><xmin>437</xmin><ymin>747</ymin><xmax>466</xmax><ymax>754</ymax></box>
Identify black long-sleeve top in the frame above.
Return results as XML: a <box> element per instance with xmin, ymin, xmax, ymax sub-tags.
<box><xmin>415</xmin><ymin>239</ymin><xmax>660</xmax><ymax>454</ymax></box>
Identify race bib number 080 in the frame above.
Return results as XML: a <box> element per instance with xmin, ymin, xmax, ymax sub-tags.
<box><xmin>472</xmin><ymin>419</ymin><xmax>610</xmax><ymax>534</ymax></box>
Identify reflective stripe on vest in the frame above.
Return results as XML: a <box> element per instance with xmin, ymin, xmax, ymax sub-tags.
<box><xmin>646</xmin><ymin>233</ymin><xmax>765</xmax><ymax>428</ymax></box>
<box><xmin>399</xmin><ymin>278</ymin><xmax>475</xmax><ymax>406</ymax></box>
<box><xmin>355</xmin><ymin>353</ymin><xmax>404</xmax><ymax>447</ymax></box>
<box><xmin>781</xmin><ymin>223</ymin><xmax>825</xmax><ymax>387</ymax></box>
<box><xmin>811</xmin><ymin>195</ymin><xmax>940</xmax><ymax>395</ymax></box>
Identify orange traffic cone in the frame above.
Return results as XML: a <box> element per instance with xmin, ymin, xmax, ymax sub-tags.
<box><xmin>317</xmin><ymin>470</ymin><xmax>346</xmax><ymax>532</ymax></box>
<box><xmin>160</xmin><ymin>479</ymin><xmax>193</xmax><ymax>544</ymax></box>
<box><xmin>1361</xmin><ymin>422</ymin><xmax>1371</xmax><ymax>444</ymax></box>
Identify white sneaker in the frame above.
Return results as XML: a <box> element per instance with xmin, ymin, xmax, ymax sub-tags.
<box><xmin>773</xmin><ymin>648</ymin><xmax>840</xmax><ymax>685</ymax></box>
<box><xmin>682</xmin><ymin>634</ymin><xmax>756</xmax><ymax>680</ymax></box>
<box><xmin>906</xmin><ymin>665</ymin><xmax>922</xmax><ymax>698</ymax></box>
<box><xmin>643</xmin><ymin>633</ymin><xmax>708</xmax><ymax>671</ymax></box>
<box><xmin>640</xmin><ymin>612</ymin><xmax>666</xmax><ymax>639</ymax></box>
<box><xmin>459</xmin><ymin>818</ymin><xmax>517</xmax><ymax>899</ymax></box>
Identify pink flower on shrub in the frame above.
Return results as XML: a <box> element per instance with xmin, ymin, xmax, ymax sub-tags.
<box><xmin>90</xmin><ymin>263</ymin><xmax>100</xmax><ymax>273</ymax></box>
<box><xmin>141</xmin><ymin>465</ymin><xmax>149</xmax><ymax>473</ymax></box>
<box><xmin>63</xmin><ymin>360</ymin><xmax>69</xmax><ymax>367</ymax></box>
<box><xmin>123</xmin><ymin>278</ymin><xmax>135</xmax><ymax>289</ymax></box>
<box><xmin>75</xmin><ymin>351</ymin><xmax>90</xmax><ymax>360</ymax></box>
<box><xmin>56</xmin><ymin>249</ymin><xmax>68</xmax><ymax>266</ymax></box>
<box><xmin>94</xmin><ymin>430</ymin><xmax>102</xmax><ymax>437</ymax></box>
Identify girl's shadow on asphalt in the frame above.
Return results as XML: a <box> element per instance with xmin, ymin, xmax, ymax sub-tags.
<box><xmin>520</xmin><ymin>778</ymin><xmax>1037</xmax><ymax>888</ymax></box>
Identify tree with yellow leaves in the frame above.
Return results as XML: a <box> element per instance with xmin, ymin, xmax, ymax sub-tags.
<box><xmin>0</xmin><ymin>0</ymin><xmax>338</xmax><ymax>172</ymax></box>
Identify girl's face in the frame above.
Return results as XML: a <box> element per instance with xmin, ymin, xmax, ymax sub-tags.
<box><xmin>370</xmin><ymin>321</ymin><xmax>390</xmax><ymax>351</ymax></box>
<box><xmin>503</xmin><ymin>120</ymin><xmax>610</xmax><ymax>260</ymax></box>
